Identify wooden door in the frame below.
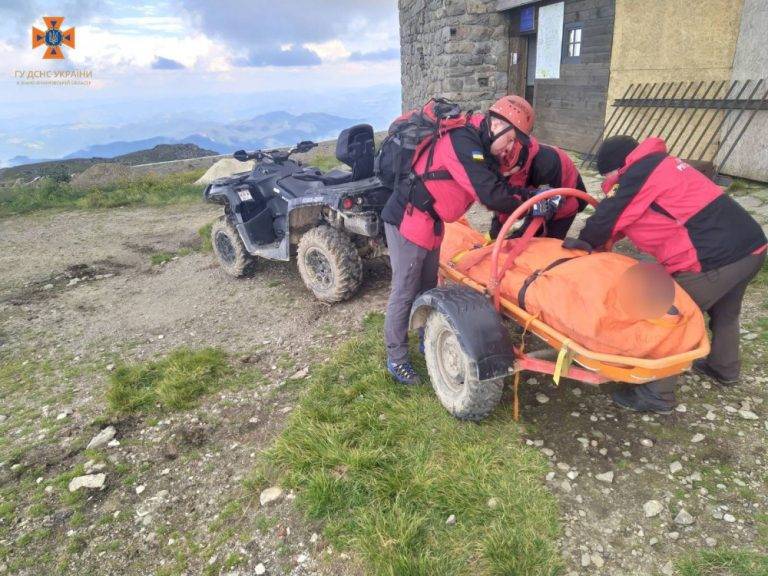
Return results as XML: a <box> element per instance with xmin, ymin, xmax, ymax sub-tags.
<box><xmin>507</xmin><ymin>34</ymin><xmax>528</xmax><ymax>97</ymax></box>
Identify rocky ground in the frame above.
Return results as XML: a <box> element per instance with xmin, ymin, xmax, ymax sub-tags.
<box><xmin>0</xmin><ymin>176</ymin><xmax>767</xmax><ymax>575</ymax></box>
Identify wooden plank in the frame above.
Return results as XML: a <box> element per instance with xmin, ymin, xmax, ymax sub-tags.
<box><xmin>507</xmin><ymin>35</ymin><xmax>529</xmax><ymax>96</ymax></box>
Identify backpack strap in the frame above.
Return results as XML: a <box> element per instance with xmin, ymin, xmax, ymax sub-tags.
<box><xmin>403</xmin><ymin>104</ymin><xmax>470</xmax><ymax>233</ymax></box>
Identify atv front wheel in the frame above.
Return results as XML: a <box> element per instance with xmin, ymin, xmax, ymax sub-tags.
<box><xmin>211</xmin><ymin>218</ymin><xmax>256</xmax><ymax>278</ymax></box>
<box><xmin>297</xmin><ymin>226</ymin><xmax>362</xmax><ymax>302</ymax></box>
<box><xmin>423</xmin><ymin>310</ymin><xmax>505</xmax><ymax>421</ymax></box>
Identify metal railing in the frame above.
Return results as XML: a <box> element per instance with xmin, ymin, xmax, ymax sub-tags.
<box><xmin>582</xmin><ymin>79</ymin><xmax>768</xmax><ymax>177</ymax></box>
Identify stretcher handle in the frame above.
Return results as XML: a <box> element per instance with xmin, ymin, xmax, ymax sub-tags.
<box><xmin>490</xmin><ymin>188</ymin><xmax>599</xmax><ymax>310</ymax></box>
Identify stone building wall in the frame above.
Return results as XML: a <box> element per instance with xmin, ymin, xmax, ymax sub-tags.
<box><xmin>399</xmin><ymin>0</ymin><xmax>509</xmax><ymax>113</ymax></box>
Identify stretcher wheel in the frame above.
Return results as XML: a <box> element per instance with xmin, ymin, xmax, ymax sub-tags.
<box><xmin>423</xmin><ymin>310</ymin><xmax>504</xmax><ymax>421</ymax></box>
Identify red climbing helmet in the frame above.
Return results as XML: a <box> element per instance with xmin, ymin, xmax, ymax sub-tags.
<box><xmin>488</xmin><ymin>95</ymin><xmax>535</xmax><ymax>136</ymax></box>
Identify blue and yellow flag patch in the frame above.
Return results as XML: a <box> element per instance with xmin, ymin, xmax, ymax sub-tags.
<box><xmin>471</xmin><ymin>151</ymin><xmax>485</xmax><ymax>162</ymax></box>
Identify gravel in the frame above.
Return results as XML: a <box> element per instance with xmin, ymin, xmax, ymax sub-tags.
<box><xmin>87</xmin><ymin>426</ymin><xmax>116</xmax><ymax>450</ymax></box>
<box><xmin>595</xmin><ymin>471</ymin><xmax>614</xmax><ymax>483</ymax></box>
<box><xmin>674</xmin><ymin>509</ymin><xmax>695</xmax><ymax>526</ymax></box>
<box><xmin>259</xmin><ymin>487</ymin><xmax>284</xmax><ymax>507</ymax></box>
<box><xmin>643</xmin><ymin>500</ymin><xmax>663</xmax><ymax>518</ymax></box>
<box><xmin>68</xmin><ymin>473</ymin><xmax>107</xmax><ymax>492</ymax></box>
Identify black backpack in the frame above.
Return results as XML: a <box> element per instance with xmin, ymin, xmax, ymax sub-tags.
<box><xmin>375</xmin><ymin>97</ymin><xmax>470</xmax><ymax>194</ymax></box>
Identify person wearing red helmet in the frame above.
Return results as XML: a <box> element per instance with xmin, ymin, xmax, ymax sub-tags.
<box><xmin>485</xmin><ymin>95</ymin><xmax>588</xmax><ymax>239</ymax></box>
<box><xmin>381</xmin><ymin>96</ymin><xmax>555</xmax><ymax>385</ymax></box>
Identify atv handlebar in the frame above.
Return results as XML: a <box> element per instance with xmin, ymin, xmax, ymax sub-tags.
<box><xmin>233</xmin><ymin>140</ymin><xmax>318</xmax><ymax>164</ymax></box>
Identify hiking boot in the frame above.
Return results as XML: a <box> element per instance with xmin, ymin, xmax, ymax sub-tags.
<box><xmin>611</xmin><ymin>387</ymin><xmax>675</xmax><ymax>415</ymax></box>
<box><xmin>692</xmin><ymin>360</ymin><xmax>740</xmax><ymax>387</ymax></box>
<box><xmin>387</xmin><ymin>359</ymin><xmax>421</xmax><ymax>386</ymax></box>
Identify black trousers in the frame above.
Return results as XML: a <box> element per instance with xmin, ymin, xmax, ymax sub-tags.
<box><xmin>637</xmin><ymin>251</ymin><xmax>766</xmax><ymax>403</ymax></box>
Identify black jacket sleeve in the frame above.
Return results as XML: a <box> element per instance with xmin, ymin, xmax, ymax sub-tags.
<box><xmin>447</xmin><ymin>127</ymin><xmax>523</xmax><ymax>214</ymax></box>
<box><xmin>577</xmin><ymin>190</ymin><xmax>635</xmax><ymax>248</ymax></box>
<box><xmin>578</xmin><ymin>153</ymin><xmax>666</xmax><ymax>248</ymax></box>
<box><xmin>528</xmin><ymin>146</ymin><xmax>563</xmax><ymax>189</ymax></box>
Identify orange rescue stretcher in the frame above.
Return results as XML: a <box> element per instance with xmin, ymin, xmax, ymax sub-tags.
<box><xmin>412</xmin><ymin>188</ymin><xmax>710</xmax><ymax>420</ymax></box>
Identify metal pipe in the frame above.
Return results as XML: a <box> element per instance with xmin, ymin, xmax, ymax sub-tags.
<box><xmin>715</xmin><ymin>82</ymin><xmax>768</xmax><ymax>176</ymax></box>
<box><xmin>695</xmin><ymin>79</ymin><xmax>759</xmax><ymax>162</ymax></box>
<box><xmin>645</xmin><ymin>81</ymin><xmax>685</xmax><ymax>138</ymax></box>
<box><xmin>666</xmin><ymin>80</ymin><xmax>719</xmax><ymax>156</ymax></box>
<box><xmin>625</xmin><ymin>82</ymin><xmax>667</xmax><ymax>141</ymax></box>
<box><xmin>636</xmin><ymin>81</ymin><xmax>677</xmax><ymax>141</ymax></box>
<box><xmin>677</xmin><ymin>80</ymin><xmax>728</xmax><ymax>159</ymax></box>
<box><xmin>653</xmin><ymin>82</ymin><xmax>695</xmax><ymax>141</ymax></box>
<box><xmin>611</xmin><ymin>82</ymin><xmax>654</xmax><ymax>140</ymax></box>
<box><xmin>662</xmin><ymin>81</ymin><xmax>702</xmax><ymax>143</ymax></box>
<box><xmin>687</xmin><ymin>80</ymin><xmax>742</xmax><ymax>160</ymax></box>
<box><xmin>580</xmin><ymin>83</ymin><xmax>637</xmax><ymax>168</ymax></box>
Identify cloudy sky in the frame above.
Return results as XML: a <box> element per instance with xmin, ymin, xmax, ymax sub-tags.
<box><xmin>0</xmin><ymin>1</ymin><xmax>401</xmax><ymax>161</ymax></box>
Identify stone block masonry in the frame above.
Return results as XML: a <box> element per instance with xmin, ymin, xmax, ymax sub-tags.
<box><xmin>399</xmin><ymin>0</ymin><xmax>510</xmax><ymax>113</ymax></box>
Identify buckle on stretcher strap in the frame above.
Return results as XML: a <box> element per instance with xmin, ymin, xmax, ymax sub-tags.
<box><xmin>553</xmin><ymin>340</ymin><xmax>574</xmax><ymax>386</ymax></box>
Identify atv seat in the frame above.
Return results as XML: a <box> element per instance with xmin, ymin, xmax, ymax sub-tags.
<box><xmin>336</xmin><ymin>124</ymin><xmax>375</xmax><ymax>181</ymax></box>
<box><xmin>295</xmin><ymin>124</ymin><xmax>375</xmax><ymax>186</ymax></box>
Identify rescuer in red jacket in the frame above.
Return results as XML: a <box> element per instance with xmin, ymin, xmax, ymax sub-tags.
<box><xmin>575</xmin><ymin>135</ymin><xmax>767</xmax><ymax>413</ymax></box>
<box><xmin>381</xmin><ymin>96</ymin><xmax>557</xmax><ymax>385</ymax></box>
<box><xmin>488</xmin><ymin>96</ymin><xmax>588</xmax><ymax>239</ymax></box>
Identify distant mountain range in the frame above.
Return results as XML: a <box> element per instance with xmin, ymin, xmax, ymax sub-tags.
<box><xmin>6</xmin><ymin>111</ymin><xmax>361</xmax><ymax>167</ymax></box>
<box><xmin>0</xmin><ymin>144</ymin><xmax>218</xmax><ymax>183</ymax></box>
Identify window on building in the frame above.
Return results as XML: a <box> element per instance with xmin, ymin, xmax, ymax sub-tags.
<box><xmin>562</xmin><ymin>23</ymin><xmax>582</xmax><ymax>64</ymax></box>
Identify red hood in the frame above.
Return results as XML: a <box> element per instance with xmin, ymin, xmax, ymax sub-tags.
<box><xmin>601</xmin><ymin>137</ymin><xmax>668</xmax><ymax>194</ymax></box>
<box><xmin>624</xmin><ymin>137</ymin><xmax>668</xmax><ymax>166</ymax></box>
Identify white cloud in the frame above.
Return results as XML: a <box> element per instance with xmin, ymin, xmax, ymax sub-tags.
<box><xmin>303</xmin><ymin>40</ymin><xmax>350</xmax><ymax>62</ymax></box>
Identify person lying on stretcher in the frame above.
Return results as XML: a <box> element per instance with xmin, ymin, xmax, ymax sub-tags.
<box><xmin>486</xmin><ymin>95</ymin><xmax>589</xmax><ymax>240</ymax></box>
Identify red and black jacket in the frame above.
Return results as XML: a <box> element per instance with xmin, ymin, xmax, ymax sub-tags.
<box><xmin>382</xmin><ymin>116</ymin><xmax>526</xmax><ymax>250</ymax></box>
<box><xmin>579</xmin><ymin>137</ymin><xmax>767</xmax><ymax>274</ymax></box>
<box><xmin>491</xmin><ymin>139</ymin><xmax>587</xmax><ymax>237</ymax></box>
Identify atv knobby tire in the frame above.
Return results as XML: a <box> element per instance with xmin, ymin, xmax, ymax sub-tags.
<box><xmin>211</xmin><ymin>218</ymin><xmax>256</xmax><ymax>278</ymax></box>
<box><xmin>297</xmin><ymin>225</ymin><xmax>362</xmax><ymax>302</ymax></box>
<box><xmin>423</xmin><ymin>310</ymin><xmax>504</xmax><ymax>421</ymax></box>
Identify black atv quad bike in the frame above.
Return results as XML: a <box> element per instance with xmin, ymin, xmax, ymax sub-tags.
<box><xmin>203</xmin><ymin>124</ymin><xmax>391</xmax><ymax>302</ymax></box>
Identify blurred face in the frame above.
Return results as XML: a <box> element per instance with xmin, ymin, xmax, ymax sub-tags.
<box><xmin>489</xmin><ymin>117</ymin><xmax>517</xmax><ymax>158</ymax></box>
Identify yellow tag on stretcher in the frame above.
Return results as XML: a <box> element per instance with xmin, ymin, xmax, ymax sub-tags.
<box><xmin>553</xmin><ymin>343</ymin><xmax>573</xmax><ymax>386</ymax></box>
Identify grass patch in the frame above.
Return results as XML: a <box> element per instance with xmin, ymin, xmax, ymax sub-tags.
<box><xmin>150</xmin><ymin>251</ymin><xmax>176</xmax><ymax>266</ymax></box>
<box><xmin>676</xmin><ymin>548</ymin><xmax>768</xmax><ymax>576</ymax></box>
<box><xmin>727</xmin><ymin>178</ymin><xmax>765</xmax><ymax>196</ymax></box>
<box><xmin>267</xmin><ymin>314</ymin><xmax>561</xmax><ymax>576</ymax></box>
<box><xmin>0</xmin><ymin>170</ymin><xmax>204</xmax><ymax>217</ymax></box>
<box><xmin>107</xmin><ymin>348</ymin><xmax>229</xmax><ymax>414</ymax></box>
<box><xmin>309</xmin><ymin>155</ymin><xmax>342</xmax><ymax>172</ymax></box>
<box><xmin>198</xmin><ymin>222</ymin><xmax>214</xmax><ymax>253</ymax></box>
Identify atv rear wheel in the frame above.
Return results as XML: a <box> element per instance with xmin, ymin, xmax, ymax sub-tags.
<box><xmin>211</xmin><ymin>218</ymin><xmax>256</xmax><ymax>278</ymax></box>
<box><xmin>423</xmin><ymin>310</ymin><xmax>505</xmax><ymax>421</ymax></box>
<box><xmin>297</xmin><ymin>226</ymin><xmax>362</xmax><ymax>302</ymax></box>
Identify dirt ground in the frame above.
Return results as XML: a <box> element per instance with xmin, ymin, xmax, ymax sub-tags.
<box><xmin>0</xmin><ymin>179</ymin><xmax>767</xmax><ymax>575</ymax></box>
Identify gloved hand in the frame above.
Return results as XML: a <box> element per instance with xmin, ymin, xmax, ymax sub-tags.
<box><xmin>531</xmin><ymin>195</ymin><xmax>562</xmax><ymax>220</ymax></box>
<box><xmin>562</xmin><ymin>237</ymin><xmax>594</xmax><ymax>252</ymax></box>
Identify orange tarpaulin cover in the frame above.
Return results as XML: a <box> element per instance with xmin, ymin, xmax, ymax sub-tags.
<box><xmin>441</xmin><ymin>221</ymin><xmax>706</xmax><ymax>360</ymax></box>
